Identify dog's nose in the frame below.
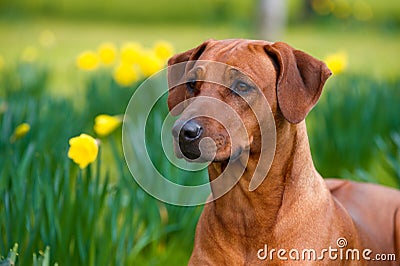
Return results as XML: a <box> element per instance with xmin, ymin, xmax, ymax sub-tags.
<box><xmin>181</xmin><ymin>119</ymin><xmax>203</xmax><ymax>140</ymax></box>
<box><xmin>172</xmin><ymin>119</ymin><xmax>203</xmax><ymax>160</ymax></box>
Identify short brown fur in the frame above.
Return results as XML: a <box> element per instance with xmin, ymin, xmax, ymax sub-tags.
<box><xmin>168</xmin><ymin>39</ymin><xmax>400</xmax><ymax>265</ymax></box>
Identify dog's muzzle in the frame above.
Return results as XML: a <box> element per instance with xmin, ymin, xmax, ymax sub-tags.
<box><xmin>172</xmin><ymin>119</ymin><xmax>203</xmax><ymax>160</ymax></box>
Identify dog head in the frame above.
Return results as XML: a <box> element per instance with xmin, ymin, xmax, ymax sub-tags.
<box><xmin>167</xmin><ymin>39</ymin><xmax>331</xmax><ymax>163</ymax></box>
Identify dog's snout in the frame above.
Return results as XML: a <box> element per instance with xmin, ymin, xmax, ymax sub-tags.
<box><xmin>172</xmin><ymin>121</ymin><xmax>181</xmax><ymax>139</ymax></box>
<box><xmin>172</xmin><ymin>119</ymin><xmax>204</xmax><ymax>160</ymax></box>
<box><xmin>182</xmin><ymin>120</ymin><xmax>203</xmax><ymax>140</ymax></box>
<box><xmin>172</xmin><ymin>119</ymin><xmax>203</xmax><ymax>141</ymax></box>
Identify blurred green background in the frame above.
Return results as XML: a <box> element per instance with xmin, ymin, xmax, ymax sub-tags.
<box><xmin>0</xmin><ymin>0</ymin><xmax>399</xmax><ymax>265</ymax></box>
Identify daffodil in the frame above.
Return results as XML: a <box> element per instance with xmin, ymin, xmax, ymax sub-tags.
<box><xmin>138</xmin><ymin>50</ymin><xmax>164</xmax><ymax>77</ymax></box>
<box><xmin>21</xmin><ymin>46</ymin><xmax>38</xmax><ymax>63</ymax></box>
<box><xmin>324</xmin><ymin>52</ymin><xmax>348</xmax><ymax>75</ymax></box>
<box><xmin>113</xmin><ymin>63</ymin><xmax>139</xmax><ymax>87</ymax></box>
<box><xmin>332</xmin><ymin>0</ymin><xmax>352</xmax><ymax>19</ymax></box>
<box><xmin>153</xmin><ymin>41</ymin><xmax>174</xmax><ymax>62</ymax></box>
<box><xmin>94</xmin><ymin>114</ymin><xmax>122</xmax><ymax>137</ymax></box>
<box><xmin>120</xmin><ymin>42</ymin><xmax>143</xmax><ymax>65</ymax></box>
<box><xmin>98</xmin><ymin>42</ymin><xmax>117</xmax><ymax>66</ymax></box>
<box><xmin>312</xmin><ymin>0</ymin><xmax>334</xmax><ymax>15</ymax></box>
<box><xmin>76</xmin><ymin>51</ymin><xmax>99</xmax><ymax>71</ymax></box>
<box><xmin>68</xmin><ymin>134</ymin><xmax>99</xmax><ymax>169</ymax></box>
<box><xmin>10</xmin><ymin>122</ymin><xmax>30</xmax><ymax>142</ymax></box>
<box><xmin>353</xmin><ymin>0</ymin><xmax>373</xmax><ymax>21</ymax></box>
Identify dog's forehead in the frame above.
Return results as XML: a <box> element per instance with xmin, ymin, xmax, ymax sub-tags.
<box><xmin>201</xmin><ymin>39</ymin><xmax>271</xmax><ymax>60</ymax></box>
<box><xmin>191</xmin><ymin>39</ymin><xmax>275</xmax><ymax>81</ymax></box>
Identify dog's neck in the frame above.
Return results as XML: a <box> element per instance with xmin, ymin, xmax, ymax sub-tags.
<box><xmin>207</xmin><ymin>120</ymin><xmax>326</xmax><ymax>237</ymax></box>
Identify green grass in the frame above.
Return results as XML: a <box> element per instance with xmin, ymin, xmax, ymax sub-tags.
<box><xmin>0</xmin><ymin>18</ymin><xmax>399</xmax><ymax>98</ymax></box>
<box><xmin>0</xmin><ymin>7</ymin><xmax>399</xmax><ymax>263</ymax></box>
<box><xmin>0</xmin><ymin>0</ymin><xmax>254</xmax><ymax>25</ymax></box>
<box><xmin>307</xmin><ymin>75</ymin><xmax>400</xmax><ymax>187</ymax></box>
<box><xmin>1</xmin><ymin>0</ymin><xmax>400</xmax><ymax>25</ymax></box>
<box><xmin>0</xmin><ymin>62</ymin><xmax>202</xmax><ymax>265</ymax></box>
<box><xmin>0</xmin><ymin>19</ymin><xmax>251</xmax><ymax>96</ymax></box>
<box><xmin>285</xmin><ymin>24</ymin><xmax>400</xmax><ymax>79</ymax></box>
<box><xmin>1</xmin><ymin>60</ymin><xmax>399</xmax><ymax>265</ymax></box>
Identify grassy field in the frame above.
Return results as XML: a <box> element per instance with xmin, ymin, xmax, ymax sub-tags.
<box><xmin>0</xmin><ymin>2</ymin><xmax>400</xmax><ymax>264</ymax></box>
<box><xmin>0</xmin><ymin>19</ymin><xmax>250</xmax><ymax>95</ymax></box>
<box><xmin>1</xmin><ymin>0</ymin><xmax>400</xmax><ymax>24</ymax></box>
<box><xmin>0</xmin><ymin>18</ymin><xmax>399</xmax><ymax>97</ymax></box>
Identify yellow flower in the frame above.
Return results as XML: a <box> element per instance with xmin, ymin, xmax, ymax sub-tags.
<box><xmin>76</xmin><ymin>51</ymin><xmax>99</xmax><ymax>71</ymax></box>
<box><xmin>138</xmin><ymin>50</ymin><xmax>164</xmax><ymax>77</ymax></box>
<box><xmin>120</xmin><ymin>42</ymin><xmax>143</xmax><ymax>65</ymax></box>
<box><xmin>21</xmin><ymin>46</ymin><xmax>38</xmax><ymax>63</ymax></box>
<box><xmin>94</xmin><ymin>114</ymin><xmax>122</xmax><ymax>137</ymax></box>
<box><xmin>353</xmin><ymin>0</ymin><xmax>373</xmax><ymax>21</ymax></box>
<box><xmin>312</xmin><ymin>0</ymin><xmax>334</xmax><ymax>15</ymax></box>
<box><xmin>324</xmin><ymin>52</ymin><xmax>348</xmax><ymax>75</ymax></box>
<box><xmin>10</xmin><ymin>122</ymin><xmax>30</xmax><ymax>142</ymax></box>
<box><xmin>332</xmin><ymin>0</ymin><xmax>352</xmax><ymax>19</ymax></box>
<box><xmin>153</xmin><ymin>40</ymin><xmax>174</xmax><ymax>61</ymax></box>
<box><xmin>98</xmin><ymin>42</ymin><xmax>117</xmax><ymax>66</ymax></box>
<box><xmin>68</xmin><ymin>134</ymin><xmax>99</xmax><ymax>169</ymax></box>
<box><xmin>39</xmin><ymin>30</ymin><xmax>56</xmax><ymax>48</ymax></box>
<box><xmin>113</xmin><ymin>63</ymin><xmax>139</xmax><ymax>87</ymax></box>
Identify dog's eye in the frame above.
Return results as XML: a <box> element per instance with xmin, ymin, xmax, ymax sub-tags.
<box><xmin>232</xmin><ymin>80</ymin><xmax>252</xmax><ymax>94</ymax></box>
<box><xmin>186</xmin><ymin>79</ymin><xmax>197</xmax><ymax>93</ymax></box>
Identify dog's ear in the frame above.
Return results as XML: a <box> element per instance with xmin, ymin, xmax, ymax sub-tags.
<box><xmin>167</xmin><ymin>39</ymin><xmax>213</xmax><ymax>115</ymax></box>
<box><xmin>264</xmin><ymin>42</ymin><xmax>332</xmax><ymax>124</ymax></box>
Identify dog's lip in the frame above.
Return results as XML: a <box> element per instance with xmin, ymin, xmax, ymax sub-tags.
<box><xmin>173</xmin><ymin>134</ymin><xmax>251</xmax><ymax>163</ymax></box>
<box><xmin>177</xmin><ymin>138</ymin><xmax>202</xmax><ymax>159</ymax></box>
<box><xmin>182</xmin><ymin>149</ymin><xmax>201</xmax><ymax>160</ymax></box>
<box><xmin>227</xmin><ymin>144</ymin><xmax>251</xmax><ymax>162</ymax></box>
<box><xmin>212</xmin><ymin>145</ymin><xmax>248</xmax><ymax>163</ymax></box>
<box><xmin>230</xmin><ymin>147</ymin><xmax>243</xmax><ymax>162</ymax></box>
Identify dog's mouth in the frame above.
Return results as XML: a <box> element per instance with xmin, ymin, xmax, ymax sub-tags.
<box><xmin>174</xmin><ymin>135</ymin><xmax>221</xmax><ymax>163</ymax></box>
<box><xmin>178</xmin><ymin>139</ymin><xmax>202</xmax><ymax>160</ymax></box>
<box><xmin>172</xmin><ymin>117</ymin><xmax>252</xmax><ymax>163</ymax></box>
<box><xmin>229</xmin><ymin>146</ymin><xmax>244</xmax><ymax>162</ymax></box>
<box><xmin>178</xmin><ymin>141</ymin><xmax>247</xmax><ymax>163</ymax></box>
<box><xmin>173</xmin><ymin>132</ymin><xmax>248</xmax><ymax>163</ymax></box>
<box><xmin>172</xmin><ymin>118</ymin><xmax>230</xmax><ymax>162</ymax></box>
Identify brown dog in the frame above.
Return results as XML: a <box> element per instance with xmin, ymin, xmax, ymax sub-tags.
<box><xmin>167</xmin><ymin>39</ymin><xmax>400</xmax><ymax>265</ymax></box>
